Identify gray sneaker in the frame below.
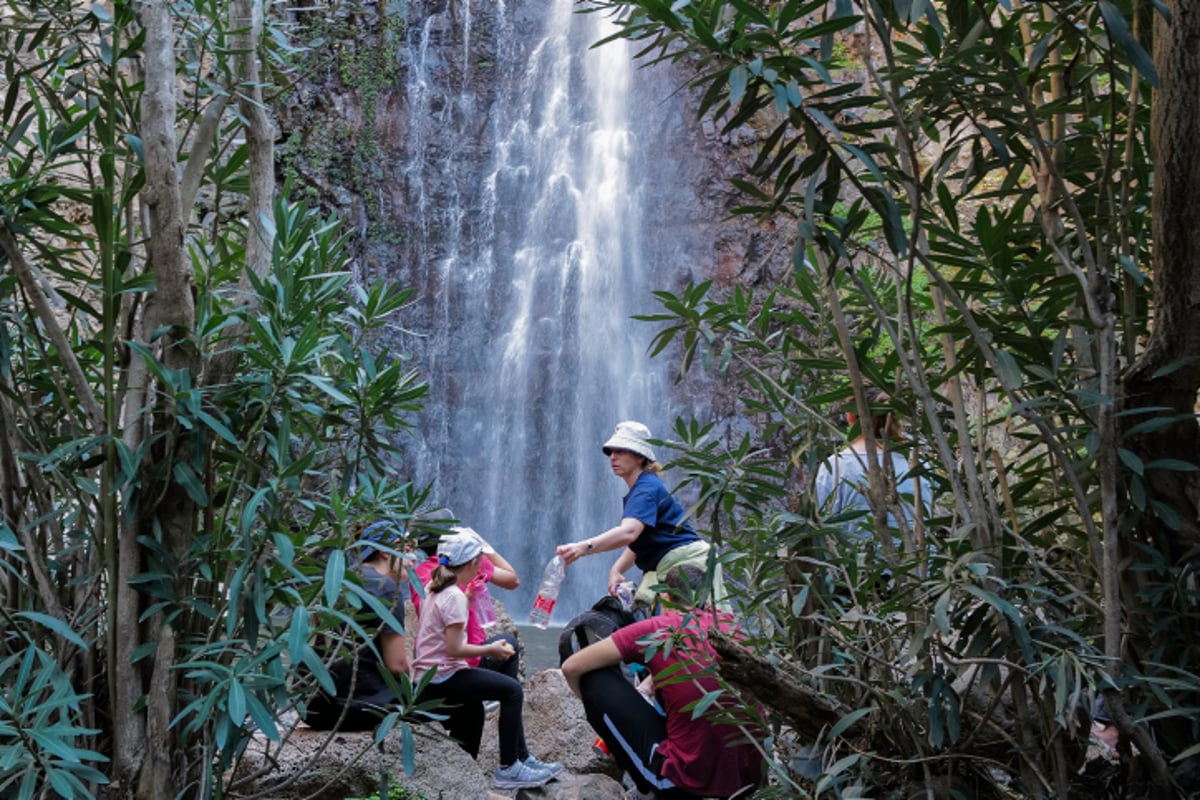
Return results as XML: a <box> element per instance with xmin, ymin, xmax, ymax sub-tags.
<box><xmin>493</xmin><ymin>759</ymin><xmax>555</xmax><ymax>789</ymax></box>
<box><xmin>624</xmin><ymin>788</ymin><xmax>664</xmax><ymax>800</ymax></box>
<box><xmin>522</xmin><ymin>754</ymin><xmax>563</xmax><ymax>777</ymax></box>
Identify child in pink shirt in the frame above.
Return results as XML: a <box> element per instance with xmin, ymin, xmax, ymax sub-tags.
<box><xmin>410</xmin><ymin>530</ymin><xmax>561</xmax><ymax>790</ymax></box>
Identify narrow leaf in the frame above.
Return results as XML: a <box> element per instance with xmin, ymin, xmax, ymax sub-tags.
<box><xmin>1099</xmin><ymin>0</ymin><xmax>1159</xmax><ymax>86</ymax></box>
<box><xmin>324</xmin><ymin>550</ymin><xmax>346</xmax><ymax>608</ymax></box>
<box><xmin>729</xmin><ymin>65</ymin><xmax>748</xmax><ymax>105</ymax></box>
<box><xmin>16</xmin><ymin>612</ymin><xmax>86</xmax><ymax>649</ymax></box>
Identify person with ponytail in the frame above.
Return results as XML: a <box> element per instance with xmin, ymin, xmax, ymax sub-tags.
<box><xmin>411</xmin><ymin>531</ymin><xmax>562</xmax><ymax>789</ymax></box>
<box><xmin>411</xmin><ymin>526</ymin><xmax>523</xmax><ymax>682</ymax></box>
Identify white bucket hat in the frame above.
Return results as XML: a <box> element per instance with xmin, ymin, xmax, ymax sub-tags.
<box><xmin>602</xmin><ymin>421</ymin><xmax>656</xmax><ymax>463</ymax></box>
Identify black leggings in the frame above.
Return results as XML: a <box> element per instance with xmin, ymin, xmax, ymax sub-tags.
<box><xmin>418</xmin><ymin>640</ymin><xmax>528</xmax><ymax>766</ymax></box>
<box><xmin>306</xmin><ymin>633</ymin><xmax>521</xmax><ymax>735</ymax></box>
<box><xmin>578</xmin><ymin>667</ymin><xmax>699</xmax><ymax>799</ymax></box>
<box><xmin>302</xmin><ymin>688</ymin><xmax>397</xmax><ymax>732</ymax></box>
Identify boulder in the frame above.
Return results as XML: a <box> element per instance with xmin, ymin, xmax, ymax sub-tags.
<box><xmin>230</xmin><ymin>668</ymin><xmax>625</xmax><ymax>799</ymax></box>
<box><xmin>230</xmin><ymin>721</ymin><xmax>491</xmax><ymax>799</ymax></box>
<box><xmin>494</xmin><ymin>772</ymin><xmax>625</xmax><ymax>799</ymax></box>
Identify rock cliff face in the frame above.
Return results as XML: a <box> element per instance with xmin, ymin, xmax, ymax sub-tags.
<box><xmin>274</xmin><ymin>0</ymin><xmax>789</xmax><ymax>380</ymax></box>
<box><xmin>277</xmin><ymin>0</ymin><xmax>778</xmax><ymax>295</ymax></box>
<box><xmin>276</xmin><ymin>0</ymin><xmax>780</xmax><ymax>619</ymax></box>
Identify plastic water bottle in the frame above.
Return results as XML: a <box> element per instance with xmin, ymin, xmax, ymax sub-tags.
<box><xmin>614</xmin><ymin>580</ymin><xmax>636</xmax><ymax>611</ymax></box>
<box><xmin>472</xmin><ymin>583</ymin><xmax>498</xmax><ymax>629</ymax></box>
<box><xmin>529</xmin><ymin>555</ymin><xmax>566</xmax><ymax>629</ymax></box>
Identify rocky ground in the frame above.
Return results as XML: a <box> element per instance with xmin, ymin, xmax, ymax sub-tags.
<box><xmin>232</xmin><ymin>666</ymin><xmax>1178</xmax><ymax>800</ymax></box>
<box><xmin>233</xmin><ymin>668</ymin><xmax>630</xmax><ymax>800</ymax></box>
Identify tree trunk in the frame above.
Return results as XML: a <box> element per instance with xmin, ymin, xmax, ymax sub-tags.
<box><xmin>709</xmin><ymin>629</ymin><xmax>855</xmax><ymax>738</ymax></box>
<box><xmin>711</xmin><ymin>629</ymin><xmax>1035</xmax><ymax>769</ymax></box>
<box><xmin>1125</xmin><ymin>1</ymin><xmax>1200</xmax><ymax>546</ymax></box>
<box><xmin>126</xmin><ymin>2</ymin><xmax>200</xmax><ymax>796</ymax></box>
<box><xmin>202</xmin><ymin>0</ymin><xmax>275</xmax><ymax>390</ymax></box>
<box><xmin>1118</xmin><ymin>0</ymin><xmax>1200</xmax><ymax>773</ymax></box>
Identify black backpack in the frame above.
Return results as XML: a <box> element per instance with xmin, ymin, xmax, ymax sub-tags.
<box><xmin>557</xmin><ymin>595</ymin><xmax>642</xmax><ymax>666</ymax></box>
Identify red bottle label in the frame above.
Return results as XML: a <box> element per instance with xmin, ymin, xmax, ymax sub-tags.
<box><xmin>532</xmin><ymin>594</ymin><xmax>556</xmax><ymax>614</ymax></box>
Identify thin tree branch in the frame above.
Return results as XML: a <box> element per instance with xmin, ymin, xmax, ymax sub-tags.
<box><xmin>0</xmin><ymin>226</ymin><xmax>105</xmax><ymax>432</ymax></box>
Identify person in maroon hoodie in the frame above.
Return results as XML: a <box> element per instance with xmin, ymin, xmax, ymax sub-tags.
<box><xmin>562</xmin><ymin>564</ymin><xmax>767</xmax><ymax>799</ymax></box>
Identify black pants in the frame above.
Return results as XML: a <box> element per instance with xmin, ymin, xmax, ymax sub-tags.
<box><xmin>302</xmin><ymin>664</ymin><xmax>405</xmax><ymax>732</ymax></box>
<box><xmin>302</xmin><ymin>689</ymin><xmax>396</xmax><ymax>732</ymax></box>
<box><xmin>578</xmin><ymin>667</ymin><xmax>699</xmax><ymax>799</ymax></box>
<box><xmin>418</xmin><ymin>635</ymin><xmax>528</xmax><ymax>766</ymax></box>
<box><xmin>307</xmin><ymin>632</ymin><xmax>524</xmax><ymax>740</ymax></box>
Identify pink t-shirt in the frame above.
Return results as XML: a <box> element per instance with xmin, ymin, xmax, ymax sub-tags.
<box><xmin>412</xmin><ymin>556</ymin><xmax>495</xmax><ymax>667</ymax></box>
<box><xmin>411</xmin><ymin>584</ymin><xmax>470</xmax><ymax>682</ymax></box>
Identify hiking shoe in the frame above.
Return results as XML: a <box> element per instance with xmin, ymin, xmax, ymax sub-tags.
<box><xmin>493</xmin><ymin>759</ymin><xmax>555</xmax><ymax>789</ymax></box>
<box><xmin>624</xmin><ymin>788</ymin><xmax>664</xmax><ymax>800</ymax></box>
<box><xmin>522</xmin><ymin>754</ymin><xmax>563</xmax><ymax>777</ymax></box>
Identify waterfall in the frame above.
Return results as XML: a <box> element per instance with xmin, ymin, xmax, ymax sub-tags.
<box><xmin>387</xmin><ymin>0</ymin><xmax>710</xmax><ymax>621</ymax></box>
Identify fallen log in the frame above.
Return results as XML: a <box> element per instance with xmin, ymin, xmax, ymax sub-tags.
<box><xmin>708</xmin><ymin>629</ymin><xmax>862</xmax><ymax>739</ymax></box>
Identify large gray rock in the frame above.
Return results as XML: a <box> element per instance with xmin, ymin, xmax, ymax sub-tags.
<box><xmin>229</xmin><ymin>668</ymin><xmax>625</xmax><ymax>799</ymax></box>
<box><xmin>494</xmin><ymin>772</ymin><xmax>626</xmax><ymax>800</ymax></box>
<box><xmin>231</xmin><ymin>722</ymin><xmax>492</xmax><ymax>799</ymax></box>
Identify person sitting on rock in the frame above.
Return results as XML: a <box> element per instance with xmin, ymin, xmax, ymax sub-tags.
<box><xmin>301</xmin><ymin>520</ymin><xmax>410</xmax><ymax>732</ymax></box>
<box><xmin>411</xmin><ymin>530</ymin><xmax>563</xmax><ymax>790</ymax></box>
<box><xmin>562</xmin><ymin>564</ymin><xmax>767</xmax><ymax>799</ymax></box>
<box><xmin>411</xmin><ymin>526</ymin><xmax>524</xmax><ymax>688</ymax></box>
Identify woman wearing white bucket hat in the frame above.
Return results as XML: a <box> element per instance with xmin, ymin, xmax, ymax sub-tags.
<box><xmin>557</xmin><ymin>421</ymin><xmax>725</xmax><ymax>608</ymax></box>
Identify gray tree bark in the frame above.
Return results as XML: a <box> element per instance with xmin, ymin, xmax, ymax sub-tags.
<box><xmin>202</xmin><ymin>0</ymin><xmax>276</xmax><ymax>390</ymax></box>
<box><xmin>1114</xmin><ymin>0</ymin><xmax>1200</xmax><ymax>787</ymax></box>
<box><xmin>126</xmin><ymin>2</ymin><xmax>199</xmax><ymax>796</ymax></box>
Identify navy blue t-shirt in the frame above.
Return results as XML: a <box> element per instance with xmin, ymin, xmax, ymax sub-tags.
<box><xmin>302</xmin><ymin>563</ymin><xmax>407</xmax><ymax>730</ymax></box>
<box><xmin>340</xmin><ymin>566</ymin><xmax>406</xmax><ymax>699</ymax></box>
<box><xmin>623</xmin><ymin>472</ymin><xmax>701</xmax><ymax>572</ymax></box>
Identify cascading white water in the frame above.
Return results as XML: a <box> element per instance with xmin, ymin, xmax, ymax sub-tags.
<box><xmin>390</xmin><ymin>0</ymin><xmax>709</xmax><ymax>621</ymax></box>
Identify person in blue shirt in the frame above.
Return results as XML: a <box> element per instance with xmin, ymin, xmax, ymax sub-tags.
<box><xmin>558</xmin><ymin>421</ymin><xmax>725</xmax><ymax>607</ymax></box>
<box><xmin>301</xmin><ymin>520</ymin><xmax>409</xmax><ymax>731</ymax></box>
<box><xmin>814</xmin><ymin>387</ymin><xmax>932</xmax><ymax>556</ymax></box>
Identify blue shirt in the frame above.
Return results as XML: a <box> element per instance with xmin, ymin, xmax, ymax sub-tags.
<box><xmin>623</xmin><ymin>472</ymin><xmax>701</xmax><ymax>571</ymax></box>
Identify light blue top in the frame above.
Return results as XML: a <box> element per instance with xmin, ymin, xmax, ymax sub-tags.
<box><xmin>814</xmin><ymin>446</ymin><xmax>932</xmax><ymax>546</ymax></box>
